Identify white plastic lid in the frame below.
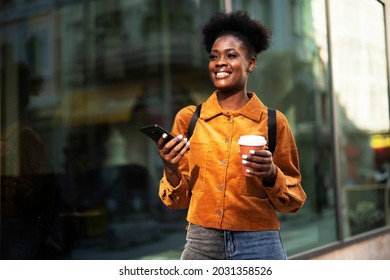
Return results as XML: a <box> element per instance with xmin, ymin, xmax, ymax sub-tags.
<box><xmin>238</xmin><ymin>135</ymin><xmax>267</xmax><ymax>146</ymax></box>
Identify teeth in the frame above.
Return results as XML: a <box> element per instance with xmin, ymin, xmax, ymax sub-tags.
<box><xmin>216</xmin><ymin>72</ymin><xmax>230</xmax><ymax>78</ymax></box>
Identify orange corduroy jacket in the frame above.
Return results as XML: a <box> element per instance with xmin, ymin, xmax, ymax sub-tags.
<box><xmin>159</xmin><ymin>92</ymin><xmax>307</xmax><ymax>231</ymax></box>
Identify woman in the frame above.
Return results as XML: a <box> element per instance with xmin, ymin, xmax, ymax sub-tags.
<box><xmin>156</xmin><ymin>11</ymin><xmax>306</xmax><ymax>260</ymax></box>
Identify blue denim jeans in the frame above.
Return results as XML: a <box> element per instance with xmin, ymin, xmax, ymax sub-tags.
<box><xmin>180</xmin><ymin>223</ymin><xmax>287</xmax><ymax>260</ymax></box>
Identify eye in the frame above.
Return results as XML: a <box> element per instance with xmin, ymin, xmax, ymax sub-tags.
<box><xmin>209</xmin><ymin>54</ymin><xmax>218</xmax><ymax>61</ymax></box>
<box><xmin>227</xmin><ymin>53</ymin><xmax>237</xmax><ymax>59</ymax></box>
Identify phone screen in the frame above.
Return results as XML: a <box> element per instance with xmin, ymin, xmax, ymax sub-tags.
<box><xmin>140</xmin><ymin>124</ymin><xmax>174</xmax><ymax>142</ymax></box>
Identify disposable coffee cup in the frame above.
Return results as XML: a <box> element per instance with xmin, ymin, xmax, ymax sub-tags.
<box><xmin>238</xmin><ymin>135</ymin><xmax>267</xmax><ymax>176</ymax></box>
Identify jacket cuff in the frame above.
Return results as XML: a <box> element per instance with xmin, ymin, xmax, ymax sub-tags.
<box><xmin>161</xmin><ymin>171</ymin><xmax>188</xmax><ymax>193</ymax></box>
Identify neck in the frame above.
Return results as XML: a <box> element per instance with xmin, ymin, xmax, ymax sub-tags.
<box><xmin>217</xmin><ymin>90</ymin><xmax>250</xmax><ymax>111</ymax></box>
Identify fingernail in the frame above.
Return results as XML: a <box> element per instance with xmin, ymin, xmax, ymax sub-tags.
<box><xmin>250</xmin><ymin>150</ymin><xmax>255</xmax><ymax>154</ymax></box>
<box><xmin>246</xmin><ymin>169</ymin><xmax>251</xmax><ymax>174</ymax></box>
<box><xmin>242</xmin><ymin>160</ymin><xmax>247</xmax><ymax>165</ymax></box>
<box><xmin>242</xmin><ymin>154</ymin><xmax>248</xmax><ymax>159</ymax></box>
<box><xmin>162</xmin><ymin>133</ymin><xmax>167</xmax><ymax>139</ymax></box>
<box><xmin>186</xmin><ymin>141</ymin><xmax>190</xmax><ymax>146</ymax></box>
<box><xmin>178</xmin><ymin>134</ymin><xmax>183</xmax><ymax>139</ymax></box>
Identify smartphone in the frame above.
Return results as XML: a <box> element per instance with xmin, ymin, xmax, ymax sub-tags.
<box><xmin>140</xmin><ymin>124</ymin><xmax>174</xmax><ymax>142</ymax></box>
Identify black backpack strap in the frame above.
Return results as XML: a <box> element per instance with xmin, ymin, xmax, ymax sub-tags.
<box><xmin>268</xmin><ymin>108</ymin><xmax>276</xmax><ymax>154</ymax></box>
<box><xmin>188</xmin><ymin>104</ymin><xmax>202</xmax><ymax>139</ymax></box>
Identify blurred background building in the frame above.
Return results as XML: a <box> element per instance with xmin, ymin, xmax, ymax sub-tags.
<box><xmin>1</xmin><ymin>0</ymin><xmax>389</xmax><ymax>259</ymax></box>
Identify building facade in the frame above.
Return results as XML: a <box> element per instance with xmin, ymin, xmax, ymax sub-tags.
<box><xmin>1</xmin><ymin>0</ymin><xmax>389</xmax><ymax>259</ymax></box>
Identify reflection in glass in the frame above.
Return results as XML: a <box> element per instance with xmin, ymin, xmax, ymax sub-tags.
<box><xmin>329</xmin><ymin>0</ymin><xmax>390</xmax><ymax>237</ymax></box>
<box><xmin>1</xmin><ymin>0</ymin><xmax>221</xmax><ymax>260</ymax></box>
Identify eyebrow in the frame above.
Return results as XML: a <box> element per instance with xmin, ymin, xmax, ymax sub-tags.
<box><xmin>210</xmin><ymin>48</ymin><xmax>238</xmax><ymax>53</ymax></box>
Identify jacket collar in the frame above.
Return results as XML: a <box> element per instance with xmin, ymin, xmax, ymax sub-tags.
<box><xmin>200</xmin><ymin>91</ymin><xmax>265</xmax><ymax>122</ymax></box>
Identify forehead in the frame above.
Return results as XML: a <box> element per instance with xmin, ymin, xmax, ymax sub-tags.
<box><xmin>211</xmin><ymin>34</ymin><xmax>246</xmax><ymax>52</ymax></box>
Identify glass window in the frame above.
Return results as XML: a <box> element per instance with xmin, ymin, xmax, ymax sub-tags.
<box><xmin>0</xmin><ymin>0</ymin><xmax>221</xmax><ymax>260</ymax></box>
<box><xmin>329</xmin><ymin>0</ymin><xmax>390</xmax><ymax>238</ymax></box>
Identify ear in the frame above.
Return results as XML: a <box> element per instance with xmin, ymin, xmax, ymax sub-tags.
<box><xmin>248</xmin><ymin>57</ymin><xmax>256</xmax><ymax>72</ymax></box>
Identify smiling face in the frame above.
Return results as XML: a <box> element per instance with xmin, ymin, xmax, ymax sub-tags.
<box><xmin>208</xmin><ymin>34</ymin><xmax>256</xmax><ymax>95</ymax></box>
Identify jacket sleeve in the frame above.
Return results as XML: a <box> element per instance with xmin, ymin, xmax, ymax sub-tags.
<box><xmin>263</xmin><ymin>111</ymin><xmax>307</xmax><ymax>213</ymax></box>
<box><xmin>158</xmin><ymin>105</ymin><xmax>196</xmax><ymax>209</ymax></box>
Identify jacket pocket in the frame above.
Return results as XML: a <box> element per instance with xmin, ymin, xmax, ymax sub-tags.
<box><xmin>239</xmin><ymin>176</ymin><xmax>268</xmax><ymax>198</ymax></box>
<box><xmin>187</xmin><ymin>141</ymin><xmax>213</xmax><ymax>193</ymax></box>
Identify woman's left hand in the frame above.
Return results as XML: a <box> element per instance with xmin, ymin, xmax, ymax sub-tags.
<box><xmin>242</xmin><ymin>150</ymin><xmax>277</xmax><ymax>185</ymax></box>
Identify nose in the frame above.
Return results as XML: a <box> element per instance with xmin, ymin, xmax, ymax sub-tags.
<box><xmin>215</xmin><ymin>57</ymin><xmax>228</xmax><ymax>66</ymax></box>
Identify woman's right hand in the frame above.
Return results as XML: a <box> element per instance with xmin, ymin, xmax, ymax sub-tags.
<box><xmin>157</xmin><ymin>133</ymin><xmax>190</xmax><ymax>185</ymax></box>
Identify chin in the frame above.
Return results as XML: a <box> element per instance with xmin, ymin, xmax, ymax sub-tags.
<box><xmin>213</xmin><ymin>82</ymin><xmax>231</xmax><ymax>90</ymax></box>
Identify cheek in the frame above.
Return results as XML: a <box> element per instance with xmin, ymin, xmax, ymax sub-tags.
<box><xmin>208</xmin><ymin>62</ymin><xmax>213</xmax><ymax>72</ymax></box>
<box><xmin>208</xmin><ymin>64</ymin><xmax>215</xmax><ymax>79</ymax></box>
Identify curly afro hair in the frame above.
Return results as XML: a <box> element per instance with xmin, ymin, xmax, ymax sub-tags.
<box><xmin>202</xmin><ymin>11</ymin><xmax>271</xmax><ymax>57</ymax></box>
